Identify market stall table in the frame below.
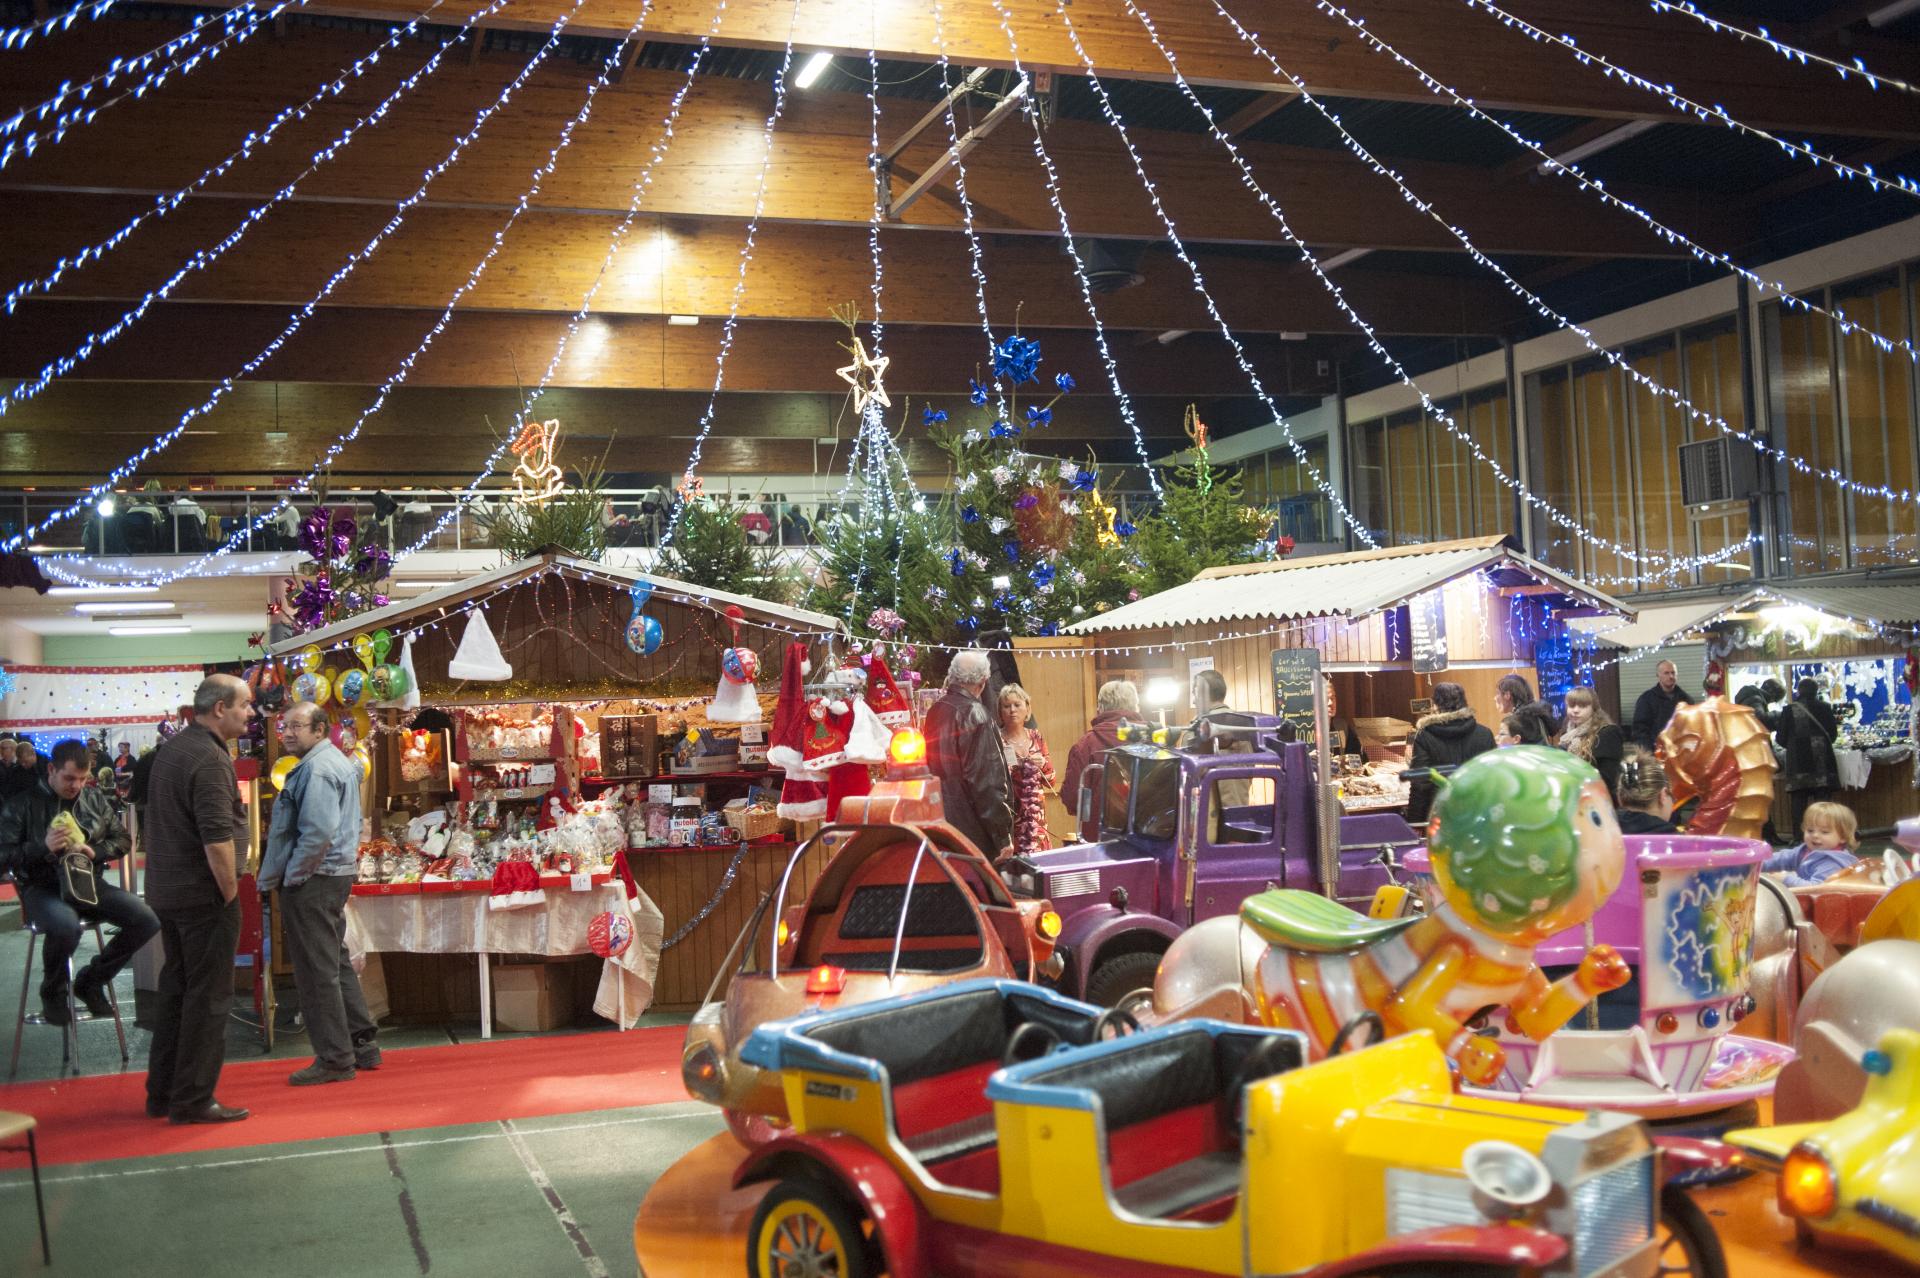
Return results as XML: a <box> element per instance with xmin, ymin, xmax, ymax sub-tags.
<box><xmin>344</xmin><ymin>874</ymin><xmax>663</xmax><ymax>1037</ymax></box>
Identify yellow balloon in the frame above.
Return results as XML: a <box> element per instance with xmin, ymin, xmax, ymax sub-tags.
<box><xmin>352</xmin><ymin>706</ymin><xmax>372</xmax><ymax>739</ymax></box>
<box><xmin>311</xmin><ymin>668</ymin><xmax>336</xmax><ymax>706</ymax></box>
<box><xmin>352</xmin><ymin>633</ymin><xmax>377</xmax><ymax>672</ymax></box>
<box><xmin>270</xmin><ymin>754</ymin><xmax>299</xmax><ymax>791</ymax></box>
<box><xmin>352</xmin><ymin>746</ymin><xmax>372</xmax><ymax>779</ymax></box>
<box><xmin>299</xmin><ymin>644</ymin><xmax>324</xmax><ymax>674</ymax></box>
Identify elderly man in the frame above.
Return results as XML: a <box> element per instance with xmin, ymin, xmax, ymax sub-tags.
<box><xmin>924</xmin><ymin>650</ymin><xmax>1014</xmax><ymax>857</ymax></box>
<box><xmin>145</xmin><ymin>674</ymin><xmax>254</xmax><ymax>1125</ymax></box>
<box><xmin>0</xmin><ymin>738</ymin><xmax>159</xmax><ymax>1026</ymax></box>
<box><xmin>261</xmin><ymin>703</ymin><xmax>379</xmax><ymax>1086</ymax></box>
<box><xmin>1060</xmin><ymin>680</ymin><xmax>1147</xmax><ymax>841</ymax></box>
<box><xmin>1631</xmin><ymin>660</ymin><xmax>1695</xmax><ymax>751</ymax></box>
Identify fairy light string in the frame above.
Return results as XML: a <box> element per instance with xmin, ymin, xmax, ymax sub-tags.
<box><xmin>662</xmin><ymin>5</ymin><xmax>801</xmax><ymax>549</ymax></box>
<box><xmin>1453</xmin><ymin>0</ymin><xmax>1920</xmax><ymax>200</ymax></box>
<box><xmin>3</xmin><ymin>4</ymin><xmax>229</xmax><ymax>141</ymax></box>
<box><xmin>1</xmin><ymin>0</ymin><xmax>122</xmax><ymax>49</ymax></box>
<box><xmin>1</xmin><ymin>0</ymin><xmax>305</xmax><ymax>172</ymax></box>
<box><xmin>1303</xmin><ymin>0</ymin><xmax>1920</xmax><ymax>363</ymax></box>
<box><xmin>3</xmin><ymin>0</ymin><xmax>536</xmax><ymax>554</ymax></box>
<box><xmin>4</xmin><ymin>0</ymin><xmax>451</xmax><ymax>317</ymax></box>
<box><xmin>1648</xmin><ymin>1</ymin><xmax>1920</xmax><ymax>96</ymax></box>
<box><xmin>927</xmin><ymin>0</ymin><xmax>1007</xmax><ymax>390</ymax></box>
<box><xmin>1129</xmin><ymin>0</ymin><xmax>1755</xmax><ymax>580</ymax></box>
<box><xmin>1196</xmin><ymin>6</ymin><xmax>1882</xmax><ymax>545</ymax></box>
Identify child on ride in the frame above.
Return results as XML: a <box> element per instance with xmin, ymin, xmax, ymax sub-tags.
<box><xmin>1763</xmin><ymin>801</ymin><xmax>1861</xmax><ymax>887</ymax></box>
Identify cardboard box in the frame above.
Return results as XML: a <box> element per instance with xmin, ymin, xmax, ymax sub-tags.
<box><xmin>601</xmin><ymin>714</ymin><xmax>659</xmax><ymax>779</ymax></box>
<box><xmin>491</xmin><ymin>962</ymin><xmax>570</xmax><ymax>1032</ymax></box>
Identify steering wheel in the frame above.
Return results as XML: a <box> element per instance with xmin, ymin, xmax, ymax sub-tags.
<box><xmin>1227</xmin><ymin>1032</ymin><xmax>1299</xmax><ymax>1129</ymax></box>
<box><xmin>1089</xmin><ymin>1007</ymin><xmax>1139</xmax><ymax>1042</ymax></box>
<box><xmin>1330</xmin><ymin>1011</ymin><xmax>1386</xmax><ymax>1056</ymax></box>
<box><xmin>1002</xmin><ymin>1022</ymin><xmax>1063</xmax><ymax>1066</ymax></box>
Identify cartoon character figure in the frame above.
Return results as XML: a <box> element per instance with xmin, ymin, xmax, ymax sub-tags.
<box><xmin>1658</xmin><ymin>695</ymin><xmax>1777</xmax><ymax>840</ymax></box>
<box><xmin>1238</xmin><ymin>748</ymin><xmax>1630</xmax><ymax>1085</ymax></box>
<box><xmin>509</xmin><ymin>418</ymin><xmax>566</xmax><ymax>504</ymax></box>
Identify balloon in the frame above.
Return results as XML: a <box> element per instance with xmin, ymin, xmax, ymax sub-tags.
<box><xmin>370</xmin><ymin>663</ymin><xmax>411</xmax><ymax>702</ymax></box>
<box><xmin>329</xmin><ymin>720</ymin><xmax>354</xmax><ymax>750</ymax></box>
<box><xmin>351</xmin><ymin>746</ymin><xmax>372</xmax><ymax>779</ymax></box>
<box><xmin>311</xmin><ymin>668</ymin><xmax>336</xmax><ymax>706</ymax></box>
<box><xmin>630</xmin><ymin>581</ymin><xmax>653</xmax><ymax>609</ymax></box>
<box><xmin>291</xmin><ymin>671</ymin><xmax>323</xmax><ymax>704</ymax></box>
<box><xmin>269</xmin><ymin>754</ymin><xmax>299</xmax><ymax>791</ymax></box>
<box><xmin>334</xmin><ymin>667</ymin><xmax>366</xmax><ymax>709</ymax></box>
<box><xmin>371</xmin><ymin>629</ymin><xmax>393</xmax><ymax>666</ymax></box>
<box><xmin>298</xmin><ymin>644</ymin><xmax>324</xmax><ymax>673</ymax></box>
<box><xmin>629</xmin><ymin>614</ymin><xmax>663</xmax><ymax>657</ymax></box>
<box><xmin>588</xmin><ymin>910</ymin><xmax>633</xmax><ymax>958</ymax></box>
<box><xmin>721</xmin><ymin>646</ymin><xmax>759</xmax><ymax>685</ymax></box>
<box><xmin>352</xmin><ymin>706</ymin><xmax>372</xmax><ymax>740</ymax></box>
<box><xmin>352</xmin><ymin>633</ymin><xmax>377</xmax><ymax>671</ymax></box>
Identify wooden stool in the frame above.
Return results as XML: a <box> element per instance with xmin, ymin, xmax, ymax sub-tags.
<box><xmin>0</xmin><ymin>1111</ymin><xmax>49</xmax><ymax>1265</ymax></box>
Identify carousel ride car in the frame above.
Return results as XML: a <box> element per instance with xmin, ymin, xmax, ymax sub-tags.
<box><xmin>681</xmin><ymin>730</ymin><xmax>1070</xmax><ymax>1146</ymax></box>
<box><xmin>722</xmin><ymin>977</ymin><xmax>1729</xmax><ymax>1278</ymax></box>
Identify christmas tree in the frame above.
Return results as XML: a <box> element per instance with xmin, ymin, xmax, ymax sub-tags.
<box><xmin>1127</xmin><ymin>406</ymin><xmax>1280</xmax><ymax>597</ymax></box>
<box><xmin>656</xmin><ymin>491</ymin><xmax>798</xmax><ymax>604</ymax></box>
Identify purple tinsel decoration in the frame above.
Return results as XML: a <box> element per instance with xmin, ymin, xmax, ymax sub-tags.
<box><xmin>1013</xmin><ymin>492</ymin><xmax>1039</xmax><ymax>511</ymax></box>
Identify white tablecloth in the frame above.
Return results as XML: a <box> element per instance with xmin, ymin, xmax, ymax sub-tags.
<box><xmin>1834</xmin><ymin>747</ymin><xmax>1872</xmax><ymax>790</ymax></box>
<box><xmin>344</xmin><ymin>881</ymin><xmax>665</xmax><ymax>1028</ymax></box>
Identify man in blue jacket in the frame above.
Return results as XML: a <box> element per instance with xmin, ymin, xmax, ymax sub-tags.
<box><xmin>261</xmin><ymin>702</ymin><xmax>378</xmax><ymax>1086</ymax></box>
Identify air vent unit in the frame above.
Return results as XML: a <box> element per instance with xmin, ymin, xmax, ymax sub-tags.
<box><xmin>1678</xmin><ymin>436</ymin><xmax>1760</xmax><ymax>509</ymax></box>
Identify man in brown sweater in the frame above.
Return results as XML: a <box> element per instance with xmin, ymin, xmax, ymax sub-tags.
<box><xmin>144</xmin><ymin>674</ymin><xmax>255</xmax><ymax>1124</ymax></box>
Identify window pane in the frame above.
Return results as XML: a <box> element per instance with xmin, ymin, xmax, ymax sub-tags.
<box><xmin>1387</xmin><ymin>410</ymin><xmax>1431</xmax><ymax>544</ymax></box>
<box><xmin>1528</xmin><ymin>368</ymin><xmax>1579</xmax><ymax>574</ymax></box>
<box><xmin>1472</xmin><ymin>390</ymin><xmax>1513</xmax><ymax>538</ymax></box>
<box><xmin>1776</xmin><ymin>306</ymin><xmax>1845</xmax><ymax>574</ymax></box>
<box><xmin>1575</xmin><ymin>363</ymin><xmax>1635</xmax><ymax>584</ymax></box>
<box><xmin>1349</xmin><ymin>420</ymin><xmax>1389</xmax><ymax>545</ymax></box>
<box><xmin>1837</xmin><ymin>280</ymin><xmax>1917</xmax><ymax>567</ymax></box>
<box><xmin>1681</xmin><ymin>325</ymin><xmax>1754</xmax><ymax>585</ymax></box>
<box><xmin>1429</xmin><ymin>398</ymin><xmax>1475</xmax><ymax>540</ymax></box>
<box><xmin>1629</xmin><ymin>341</ymin><xmax>1690</xmax><ymax>585</ymax></box>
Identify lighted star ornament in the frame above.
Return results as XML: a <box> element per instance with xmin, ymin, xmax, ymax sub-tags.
<box><xmin>835</xmin><ymin>336</ymin><xmax>892</xmax><ymax>417</ymax></box>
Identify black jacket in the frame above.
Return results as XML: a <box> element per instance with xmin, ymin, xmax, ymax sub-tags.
<box><xmin>0</xmin><ymin>777</ymin><xmax>131</xmax><ymax>894</ymax></box>
<box><xmin>1631</xmin><ymin>683</ymin><xmax>1695</xmax><ymax>751</ymax></box>
<box><xmin>924</xmin><ymin>688</ymin><xmax>1014</xmax><ymax>856</ymax></box>
<box><xmin>1615</xmin><ymin>808</ymin><xmax>1679</xmax><ymax>835</ymax></box>
<box><xmin>1799</xmin><ymin>693</ymin><xmax>1840</xmax><ymax>745</ymax></box>
<box><xmin>1563</xmin><ymin>723</ymin><xmax>1625</xmax><ymax>798</ymax></box>
<box><xmin>1733</xmin><ymin>687</ymin><xmax>1780</xmax><ymax>731</ymax></box>
<box><xmin>1775</xmin><ymin>701</ymin><xmax>1838</xmax><ymax>794</ymax></box>
<box><xmin>1407</xmin><ymin>708</ymin><xmax>1496</xmax><ymax>824</ymax></box>
<box><xmin>1510</xmin><ymin>700</ymin><xmax>1559</xmax><ymax>746</ymax></box>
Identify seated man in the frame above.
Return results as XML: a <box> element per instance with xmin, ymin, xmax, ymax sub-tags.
<box><xmin>0</xmin><ymin>739</ymin><xmax>159</xmax><ymax>1025</ymax></box>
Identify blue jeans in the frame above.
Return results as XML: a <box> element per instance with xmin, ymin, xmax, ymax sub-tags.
<box><xmin>19</xmin><ymin>880</ymin><xmax>159</xmax><ymax>998</ymax></box>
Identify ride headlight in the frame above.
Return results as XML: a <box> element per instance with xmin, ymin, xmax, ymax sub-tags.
<box><xmin>1463</xmin><ymin>1141</ymin><xmax>1553</xmax><ymax>1221</ymax></box>
<box><xmin>682</xmin><ymin>1042</ymin><xmax>723</xmax><ymax>1102</ymax></box>
<box><xmin>1781</xmin><ymin>1145</ymin><xmax>1838</xmax><ymax>1220</ymax></box>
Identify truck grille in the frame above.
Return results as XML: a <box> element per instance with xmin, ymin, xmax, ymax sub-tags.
<box><xmin>1046</xmin><ymin>869</ymin><xmax>1101</xmax><ymax>899</ymax></box>
<box><xmin>1571</xmin><ymin>1156</ymin><xmax>1654</xmax><ymax>1277</ymax></box>
<box><xmin>1385</xmin><ymin>1169</ymin><xmax>1478</xmax><ymax>1235</ymax></box>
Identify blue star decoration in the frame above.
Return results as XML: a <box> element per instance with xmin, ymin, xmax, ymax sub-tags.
<box><xmin>1025</xmin><ymin>405</ymin><xmax>1052</xmax><ymax>429</ymax></box>
<box><xmin>960</xmin><ymin>504</ymin><xmax>980</xmax><ymax>524</ymax></box>
<box><xmin>922</xmin><ymin>407</ymin><xmax>947</xmax><ymax>426</ymax></box>
<box><xmin>1115</xmin><ymin>520</ymin><xmax>1136</xmax><ymax>538</ymax></box>
<box><xmin>992</xmin><ymin>334</ymin><xmax>1042</xmax><ymax>385</ymax></box>
<box><xmin>1070</xmin><ymin>468</ymin><xmax>1096</xmax><ymax>492</ymax></box>
<box><xmin>989</xmin><ymin>419</ymin><xmax>1018</xmax><ymax>440</ymax></box>
<box><xmin>968</xmin><ymin>379</ymin><xmax>989</xmax><ymax>406</ymax></box>
<box><xmin>1055</xmin><ymin>372</ymin><xmax>1075</xmax><ymax>393</ymax></box>
<box><xmin>946</xmin><ymin>549</ymin><xmax>965</xmax><ymax>576</ymax></box>
<box><xmin>1002</xmin><ymin>540</ymin><xmax>1022</xmax><ymax>561</ymax></box>
<box><xmin>1029</xmin><ymin>561</ymin><xmax>1056</xmax><ymax>587</ymax></box>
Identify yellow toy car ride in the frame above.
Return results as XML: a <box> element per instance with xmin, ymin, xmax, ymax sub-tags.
<box><xmin>728</xmin><ymin>979</ymin><xmax>1727</xmax><ymax>1278</ymax></box>
<box><xmin>1726</xmin><ymin>1027</ymin><xmax>1920</xmax><ymax>1264</ymax></box>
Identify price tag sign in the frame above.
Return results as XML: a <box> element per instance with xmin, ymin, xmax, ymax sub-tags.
<box><xmin>569</xmin><ymin>873</ymin><xmax>592</xmax><ymax>893</ymax></box>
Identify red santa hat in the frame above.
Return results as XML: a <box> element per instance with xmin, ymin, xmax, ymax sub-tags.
<box><xmin>488</xmin><ymin>859</ymin><xmax>544</xmax><ymax>911</ymax></box>
<box><xmin>864</xmin><ymin>653</ymin><xmax>912</xmax><ymax>728</ymax></box>
<box><xmin>766</xmin><ymin>641</ymin><xmax>810</xmax><ymax>774</ymax></box>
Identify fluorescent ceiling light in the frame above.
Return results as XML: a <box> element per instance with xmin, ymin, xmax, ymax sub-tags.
<box><xmin>108</xmin><ymin>625</ymin><xmax>191</xmax><ymax>636</ymax></box>
<box><xmin>75</xmin><ymin>600</ymin><xmax>175</xmax><ymax>613</ymax></box>
<box><xmin>666</xmin><ymin>314</ymin><xmax>700</xmax><ymax>327</ymax></box>
<box><xmin>48</xmin><ymin>585</ymin><xmax>160</xmax><ymax>596</ymax></box>
<box><xmin>393</xmin><ymin>578</ymin><xmax>455</xmax><ymax>589</ymax></box>
<box><xmin>794</xmin><ymin>51</ymin><xmax>833</xmax><ymax>88</ymax></box>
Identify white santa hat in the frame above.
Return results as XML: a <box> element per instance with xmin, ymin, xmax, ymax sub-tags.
<box><xmin>449</xmin><ymin>609</ymin><xmax>512</xmax><ymax>681</ymax></box>
<box><xmin>394</xmin><ymin>632</ymin><xmax>422</xmax><ymax>710</ymax></box>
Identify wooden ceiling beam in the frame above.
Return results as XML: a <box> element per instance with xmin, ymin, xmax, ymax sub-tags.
<box><xmin>0</xmin><ymin>33</ymin><xmax>1713</xmax><ymax>258</ymax></box>
<box><xmin>113</xmin><ymin>0</ymin><xmax>1920</xmax><ymax>139</ymax></box>
<box><xmin>0</xmin><ymin>197</ymin><xmax>1527</xmax><ymax>334</ymax></box>
<box><xmin>0</xmin><ymin>302</ymin><xmax>1344</xmax><ymax>398</ymax></box>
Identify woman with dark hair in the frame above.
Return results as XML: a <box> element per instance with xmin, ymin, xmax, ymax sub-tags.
<box><xmin>1406</xmin><ymin>682</ymin><xmax>1495</xmax><ymax>824</ymax></box>
<box><xmin>1558</xmin><ymin>687</ymin><xmax>1624</xmax><ymax>796</ymax></box>
<box><xmin>1613</xmin><ymin>747</ymin><xmax>1679</xmax><ymax>835</ymax></box>
<box><xmin>1495</xmin><ymin>673</ymin><xmax>1558</xmax><ymax>746</ymax></box>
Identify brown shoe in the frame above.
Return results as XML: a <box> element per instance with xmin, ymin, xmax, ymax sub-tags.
<box><xmin>170</xmin><ymin>1102</ymin><xmax>250</xmax><ymax>1124</ymax></box>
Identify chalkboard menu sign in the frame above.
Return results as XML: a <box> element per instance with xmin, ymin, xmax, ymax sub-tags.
<box><xmin>1409</xmin><ymin>594</ymin><xmax>1449</xmax><ymax>673</ymax></box>
<box><xmin>1271</xmin><ymin>647</ymin><xmax>1322</xmax><ymax>742</ymax></box>
<box><xmin>1534</xmin><ymin>631</ymin><xmax>1578</xmax><ymax>718</ymax></box>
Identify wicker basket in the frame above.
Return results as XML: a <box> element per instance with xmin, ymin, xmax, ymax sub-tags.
<box><xmin>724</xmin><ymin>806</ymin><xmax>791</xmax><ymax>841</ymax></box>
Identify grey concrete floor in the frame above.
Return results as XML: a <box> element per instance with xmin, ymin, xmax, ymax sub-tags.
<box><xmin>0</xmin><ymin>906</ymin><xmax>719</xmax><ymax>1276</ymax></box>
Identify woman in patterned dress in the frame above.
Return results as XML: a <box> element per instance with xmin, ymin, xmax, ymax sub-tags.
<box><xmin>997</xmin><ymin>684</ymin><xmax>1055</xmax><ymax>858</ymax></box>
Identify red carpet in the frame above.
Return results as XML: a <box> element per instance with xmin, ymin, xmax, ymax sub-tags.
<box><xmin>0</xmin><ymin>1026</ymin><xmax>692</xmax><ymax>1169</ymax></box>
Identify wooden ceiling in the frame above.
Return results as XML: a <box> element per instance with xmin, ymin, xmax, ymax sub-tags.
<box><xmin>0</xmin><ymin>0</ymin><xmax>1914</xmax><ymax>483</ymax></box>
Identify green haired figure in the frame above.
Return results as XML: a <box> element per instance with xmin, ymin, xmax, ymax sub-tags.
<box><xmin>1234</xmin><ymin>746</ymin><xmax>1629</xmax><ymax>1085</ymax></box>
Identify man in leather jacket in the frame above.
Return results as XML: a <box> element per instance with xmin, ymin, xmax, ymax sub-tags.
<box><xmin>924</xmin><ymin>650</ymin><xmax>1014</xmax><ymax>857</ymax></box>
<box><xmin>0</xmin><ymin>738</ymin><xmax>159</xmax><ymax>1026</ymax></box>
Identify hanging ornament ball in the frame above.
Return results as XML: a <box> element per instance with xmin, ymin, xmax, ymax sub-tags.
<box><xmin>269</xmin><ymin>754</ymin><xmax>300</xmax><ymax>791</ymax></box>
<box><xmin>335</xmin><ymin>667</ymin><xmax>366</xmax><ymax>708</ymax></box>
<box><xmin>291</xmin><ymin>671</ymin><xmax>324</xmax><ymax>704</ymax></box>
<box><xmin>298</xmin><ymin>644</ymin><xmax>324</xmax><ymax>674</ymax></box>
<box><xmin>627</xmin><ymin>614</ymin><xmax>663</xmax><ymax>657</ymax></box>
<box><xmin>721</xmin><ymin>647</ymin><xmax>759</xmax><ymax>685</ymax></box>
<box><xmin>352</xmin><ymin>633</ymin><xmax>377</xmax><ymax>671</ymax></box>
<box><xmin>587</xmin><ymin>910</ymin><xmax>634</xmax><ymax>958</ymax></box>
<box><xmin>371</xmin><ymin>629</ymin><xmax>394</xmax><ymax>666</ymax></box>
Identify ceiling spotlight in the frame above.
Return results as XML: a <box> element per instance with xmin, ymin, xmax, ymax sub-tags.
<box><xmin>48</xmin><ymin>585</ymin><xmax>160</xmax><ymax>596</ymax></box>
<box><xmin>667</xmin><ymin>314</ymin><xmax>700</xmax><ymax>327</ymax></box>
<box><xmin>794</xmin><ymin>51</ymin><xmax>833</xmax><ymax>89</ymax></box>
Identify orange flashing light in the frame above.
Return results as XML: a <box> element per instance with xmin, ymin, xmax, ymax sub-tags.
<box><xmin>1780</xmin><ymin>1146</ymin><xmax>1837</xmax><ymax>1219</ymax></box>
<box><xmin>805</xmin><ymin>965</ymin><xmax>848</xmax><ymax>996</ymax></box>
<box><xmin>776</xmin><ymin>920</ymin><xmax>790</xmax><ymax>947</ymax></box>
<box><xmin>1039</xmin><ymin>910</ymin><xmax>1063</xmax><ymax>940</ymax></box>
<box><xmin>889</xmin><ymin>728</ymin><xmax>927</xmax><ymax>767</ymax></box>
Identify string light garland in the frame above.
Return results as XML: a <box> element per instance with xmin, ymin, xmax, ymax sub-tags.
<box><xmin>976</xmin><ymin>0</ymin><xmax>1164</xmax><ymax>502</ymax></box>
<box><xmin>1</xmin><ymin>0</ymin><xmax>303</xmax><ymax>172</ymax></box>
<box><xmin>1</xmin><ymin>0</ymin><xmax>122</xmax><ymax>49</ymax></box>
<box><xmin>1647</xmin><ymin>1</ymin><xmax>1920</xmax><ymax>97</ymax></box>
<box><xmin>662</xmin><ymin>4</ymin><xmax>801</xmax><ymax>549</ymax></box>
<box><xmin>7</xmin><ymin>0</ymin><xmax>546</xmax><ymax>558</ymax></box>
<box><xmin>1302</xmin><ymin>0</ymin><xmax>1920</xmax><ymax>363</ymax></box>
<box><xmin>4</xmin><ymin>0</ymin><xmax>451</xmax><ymax>318</ymax></box>
<box><xmin>1049</xmin><ymin>0</ymin><xmax>1377</xmax><ymax>551</ymax></box>
<box><xmin>1132</xmin><ymin>0</ymin><xmax>1758</xmax><ymax>581</ymax></box>
<box><xmin>1453</xmin><ymin>0</ymin><xmax>1920</xmax><ymax>201</ymax></box>
<box><xmin>381</xmin><ymin>4</ymin><xmax>733</xmax><ymax>569</ymax></box>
